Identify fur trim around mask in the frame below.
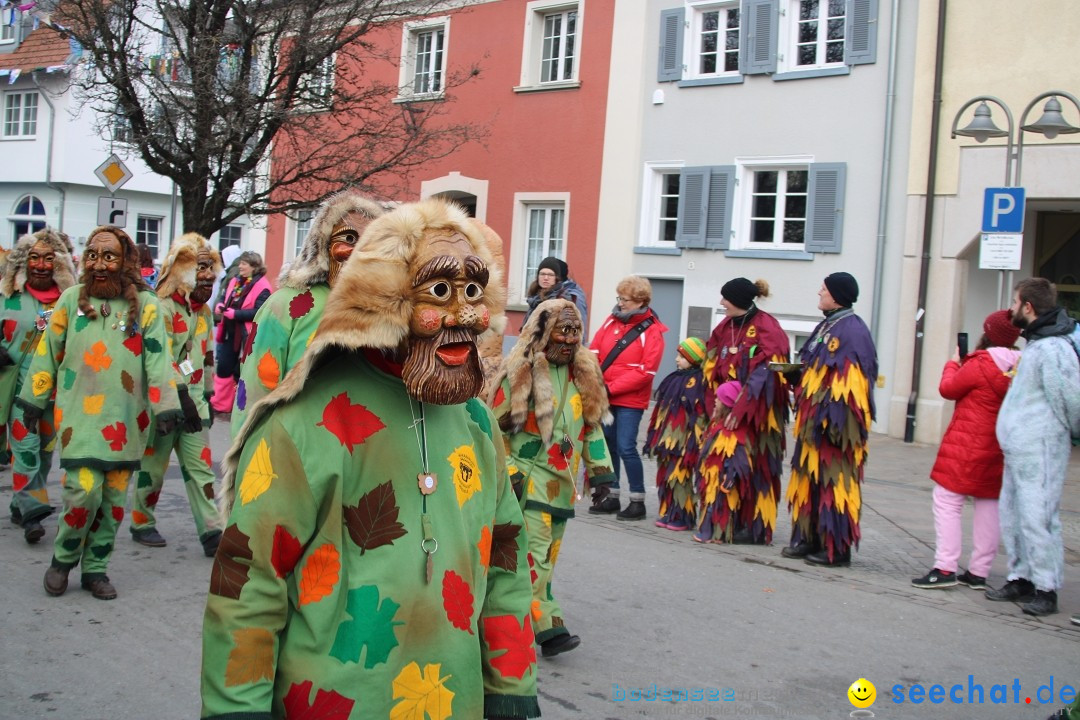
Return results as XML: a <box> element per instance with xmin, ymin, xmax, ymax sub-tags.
<box><xmin>278</xmin><ymin>191</ymin><xmax>386</xmax><ymax>290</ymax></box>
<box><xmin>219</xmin><ymin>197</ymin><xmax>507</xmax><ymax>518</ymax></box>
<box><xmin>1</xmin><ymin>227</ymin><xmax>78</xmax><ymax>297</ymax></box>
<box><xmin>156</xmin><ymin>233</ymin><xmax>223</xmax><ymax>299</ymax></box>
<box><xmin>488</xmin><ymin>298</ymin><xmax>610</xmax><ymax>445</ymax></box>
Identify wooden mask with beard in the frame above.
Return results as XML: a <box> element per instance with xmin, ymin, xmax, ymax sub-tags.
<box><xmin>190</xmin><ymin>249</ymin><xmax>216</xmax><ymax>305</ymax></box>
<box><xmin>26</xmin><ymin>240</ymin><xmax>58</xmax><ymax>292</ymax></box>
<box><xmin>401</xmin><ymin>229</ymin><xmax>492</xmax><ymax>405</ymax></box>
<box><xmin>545</xmin><ymin>305</ymin><xmax>582</xmax><ymax>366</ymax></box>
<box><xmin>83</xmin><ymin>230</ymin><xmax>126</xmax><ymax>299</ymax></box>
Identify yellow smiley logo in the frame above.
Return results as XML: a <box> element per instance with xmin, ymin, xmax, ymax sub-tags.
<box><xmin>847</xmin><ymin>678</ymin><xmax>876</xmax><ymax>709</ymax></box>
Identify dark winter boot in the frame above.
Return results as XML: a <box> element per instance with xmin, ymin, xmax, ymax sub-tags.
<box><xmin>1021</xmin><ymin>590</ymin><xmax>1058</xmax><ymax>617</ymax></box>
<box><xmin>616</xmin><ymin>501</ymin><xmax>646</xmax><ymax>521</ymax></box>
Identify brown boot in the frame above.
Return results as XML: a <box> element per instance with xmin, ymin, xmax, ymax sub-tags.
<box><xmin>44</xmin><ymin>564</ymin><xmax>70</xmax><ymax>596</ymax></box>
<box><xmin>81</xmin><ymin>574</ymin><xmax>118</xmax><ymax>600</ymax></box>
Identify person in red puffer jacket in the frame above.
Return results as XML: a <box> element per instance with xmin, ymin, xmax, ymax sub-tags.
<box><xmin>587</xmin><ymin>275</ymin><xmax>667</xmax><ymax>521</ymax></box>
<box><xmin>912</xmin><ymin>309</ymin><xmax>1021</xmax><ymax>591</ymax></box>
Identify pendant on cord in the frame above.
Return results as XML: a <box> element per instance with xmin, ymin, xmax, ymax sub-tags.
<box><xmin>418</xmin><ymin>472</ymin><xmax>438</xmax><ymax>496</ymax></box>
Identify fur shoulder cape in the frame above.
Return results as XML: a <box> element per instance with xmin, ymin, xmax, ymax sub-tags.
<box><xmin>279</xmin><ymin>192</ymin><xmax>385</xmax><ymax>290</ymax></box>
<box><xmin>220</xmin><ymin>197</ymin><xmax>507</xmax><ymax>517</ymax></box>
<box><xmin>1</xmin><ymin>227</ymin><xmax>77</xmax><ymax>297</ymax></box>
<box><xmin>488</xmin><ymin>298</ymin><xmax>610</xmax><ymax>445</ymax></box>
<box><xmin>156</xmin><ymin>233</ymin><xmax>224</xmax><ymax>299</ymax></box>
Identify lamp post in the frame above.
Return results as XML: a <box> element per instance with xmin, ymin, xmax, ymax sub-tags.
<box><xmin>951</xmin><ymin>90</ymin><xmax>1080</xmax><ymax>306</ymax></box>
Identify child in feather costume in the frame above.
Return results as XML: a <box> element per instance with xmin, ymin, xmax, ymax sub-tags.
<box><xmin>644</xmin><ymin>338</ymin><xmax>709</xmax><ymax>531</ymax></box>
<box><xmin>694</xmin><ymin>381</ymin><xmax>753</xmax><ymax>543</ymax></box>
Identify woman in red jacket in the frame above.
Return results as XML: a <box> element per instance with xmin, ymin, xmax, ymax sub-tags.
<box><xmin>587</xmin><ymin>276</ymin><xmax>667</xmax><ymax>520</ymax></box>
<box><xmin>912</xmin><ymin>310</ymin><xmax>1021</xmax><ymax>590</ymax></box>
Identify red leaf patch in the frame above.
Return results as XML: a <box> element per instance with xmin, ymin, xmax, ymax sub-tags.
<box><xmin>442</xmin><ymin>570</ymin><xmax>475</xmax><ymax>634</ymax></box>
<box><xmin>482</xmin><ymin>614</ymin><xmax>536</xmax><ymax>680</ymax></box>
<box><xmin>343</xmin><ymin>481</ymin><xmax>407</xmax><ymax>555</ymax></box>
<box><xmin>316</xmin><ymin>392</ymin><xmax>385</xmax><ymax>453</ymax></box>
<box><xmin>65</xmin><ymin>506</ymin><xmax>89</xmax><ymax>529</ymax></box>
<box><xmin>101</xmin><ymin>422</ymin><xmax>128</xmax><ymax>451</ymax></box>
<box><xmin>201</xmin><ymin>446</ymin><xmax>213</xmax><ymax>468</ymax></box>
<box><xmin>289</xmin><ymin>290</ymin><xmax>315</xmax><ymax>319</ymax></box>
<box><xmin>122</xmin><ymin>334</ymin><xmax>143</xmax><ymax>356</ymax></box>
<box><xmin>282</xmin><ymin>680</ymin><xmax>355</xmax><ymax>720</ymax></box>
<box><xmin>12</xmin><ymin>472</ymin><xmax>29</xmax><ymax>492</ymax></box>
<box><xmin>271</xmin><ymin>525</ymin><xmax>303</xmax><ymax>578</ymax></box>
<box><xmin>10</xmin><ymin>419</ymin><xmax>27</xmax><ymax>442</ymax></box>
<box><xmin>111</xmin><ymin>506</ymin><xmax>124</xmax><ymax>522</ymax></box>
<box><xmin>171</xmin><ymin>312</ymin><xmax>188</xmax><ymax>334</ymax></box>
<box><xmin>546</xmin><ymin>443</ymin><xmax>569</xmax><ymax>471</ymax></box>
<box><xmin>1</xmin><ymin>318</ymin><xmax>16</xmax><ymax>342</ymax></box>
<box><xmin>137</xmin><ymin>411</ymin><xmax>150</xmax><ymax>433</ymax></box>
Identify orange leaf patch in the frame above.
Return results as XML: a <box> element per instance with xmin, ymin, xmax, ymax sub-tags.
<box><xmin>224</xmin><ymin>627</ymin><xmax>275</xmax><ymax>687</ymax></box>
<box><xmin>299</xmin><ymin>543</ymin><xmax>340</xmax><ymax>606</ymax></box>
<box><xmin>256</xmin><ymin>351</ymin><xmax>280</xmax><ymax>391</ymax></box>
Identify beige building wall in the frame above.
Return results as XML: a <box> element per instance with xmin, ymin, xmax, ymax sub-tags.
<box><xmin>890</xmin><ymin>0</ymin><xmax>1080</xmax><ymax>442</ymax></box>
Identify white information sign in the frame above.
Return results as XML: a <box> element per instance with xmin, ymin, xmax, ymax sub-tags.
<box><xmin>979</xmin><ymin>233</ymin><xmax>1023</xmax><ymax>271</ymax></box>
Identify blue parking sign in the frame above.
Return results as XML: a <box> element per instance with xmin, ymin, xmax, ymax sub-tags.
<box><xmin>982</xmin><ymin>187</ymin><xmax>1025</xmax><ymax>233</ymax></box>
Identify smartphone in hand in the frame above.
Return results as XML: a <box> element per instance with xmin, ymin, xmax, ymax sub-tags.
<box><xmin>957</xmin><ymin>332</ymin><xmax>969</xmax><ymax>359</ymax></box>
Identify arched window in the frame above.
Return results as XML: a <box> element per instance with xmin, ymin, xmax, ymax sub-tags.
<box><xmin>10</xmin><ymin>194</ymin><xmax>47</xmax><ymax>243</ymax></box>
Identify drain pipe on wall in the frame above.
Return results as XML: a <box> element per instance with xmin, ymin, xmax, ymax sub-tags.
<box><xmin>870</xmin><ymin>0</ymin><xmax>902</xmax><ymax>345</ymax></box>
<box><xmin>904</xmin><ymin>0</ymin><xmax>947</xmax><ymax>443</ymax></box>
<box><xmin>32</xmin><ymin>71</ymin><xmax>66</xmax><ymax>231</ymax></box>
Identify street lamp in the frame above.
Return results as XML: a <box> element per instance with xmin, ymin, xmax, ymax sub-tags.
<box><xmin>950</xmin><ymin>90</ymin><xmax>1080</xmax><ymax>304</ymax></box>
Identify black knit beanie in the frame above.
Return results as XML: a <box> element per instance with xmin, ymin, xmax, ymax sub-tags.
<box><xmin>721</xmin><ymin>277</ymin><xmax>759</xmax><ymax>310</ymax></box>
<box><xmin>824</xmin><ymin>272</ymin><xmax>859</xmax><ymax>307</ymax></box>
<box><xmin>537</xmin><ymin>256</ymin><xmax>568</xmax><ymax>283</ymax></box>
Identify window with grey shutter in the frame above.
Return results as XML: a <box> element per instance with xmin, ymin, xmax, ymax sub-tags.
<box><xmin>741</xmin><ymin>0</ymin><xmax>777</xmax><ymax>75</ymax></box>
<box><xmin>675</xmin><ymin>167</ymin><xmax>709</xmax><ymax>249</ymax></box>
<box><xmin>658</xmin><ymin>8</ymin><xmax>685</xmax><ymax>82</ymax></box>
<box><xmin>704</xmin><ymin>166</ymin><xmax>735</xmax><ymax>250</ymax></box>
<box><xmin>844</xmin><ymin>0</ymin><xmax>878</xmax><ymax>66</ymax></box>
<box><xmin>805</xmin><ymin>163</ymin><xmax>846</xmax><ymax>253</ymax></box>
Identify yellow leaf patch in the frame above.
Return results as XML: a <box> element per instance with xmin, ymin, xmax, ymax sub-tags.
<box><xmin>391</xmin><ymin>662</ymin><xmax>454</xmax><ymax>720</ymax></box>
<box><xmin>83</xmin><ymin>394</ymin><xmax>105</xmax><ymax>415</ymax></box>
<box><xmin>239</xmin><ymin>438</ymin><xmax>277</xmax><ymax>505</ymax></box>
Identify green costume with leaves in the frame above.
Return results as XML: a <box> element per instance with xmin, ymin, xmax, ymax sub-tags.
<box><xmin>131</xmin><ymin>294</ymin><xmax>221</xmax><ymax>543</ymax></box>
<box><xmin>202</xmin><ymin>351</ymin><xmax>540</xmax><ymax>720</ymax></box>
<box><xmin>2</xmin><ymin>289</ymin><xmax>60</xmax><ymax>523</ymax></box>
<box><xmin>17</xmin><ymin>285</ymin><xmax>180</xmax><ymax>572</ymax></box>
<box><xmin>232</xmin><ymin>284</ymin><xmax>328</xmax><ymax>435</ymax></box>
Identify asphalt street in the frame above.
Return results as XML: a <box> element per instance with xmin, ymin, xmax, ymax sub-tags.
<box><xmin>1</xmin><ymin>421</ymin><xmax>1077</xmax><ymax>720</ymax></box>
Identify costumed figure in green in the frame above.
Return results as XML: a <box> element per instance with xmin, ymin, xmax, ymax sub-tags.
<box><xmin>130</xmin><ymin>233</ymin><xmax>224</xmax><ymax>556</ymax></box>
<box><xmin>699</xmin><ymin>278</ymin><xmax>790</xmax><ymax>544</ymax></box>
<box><xmin>201</xmin><ymin>198</ymin><xmax>539</xmax><ymax>720</ymax></box>
<box><xmin>1</xmin><ymin>228</ymin><xmax>77</xmax><ymax>543</ymax></box>
<box><xmin>644</xmin><ymin>337</ymin><xmax>708</xmax><ymax>531</ymax></box>
<box><xmin>231</xmin><ymin>192</ymin><xmax>383</xmax><ymax>435</ymax></box>
<box><xmin>24</xmin><ymin>226</ymin><xmax>181</xmax><ymax>600</ymax></box>
<box><xmin>488</xmin><ymin>298</ymin><xmax>613</xmax><ymax>658</ymax></box>
<box><xmin>782</xmin><ymin>273</ymin><xmax>877</xmax><ymax>567</ymax></box>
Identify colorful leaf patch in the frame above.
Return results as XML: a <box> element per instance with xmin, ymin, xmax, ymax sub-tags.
<box><xmin>224</xmin><ymin>627</ymin><xmax>274</xmax><ymax>687</ymax></box>
<box><xmin>289</xmin><ymin>290</ymin><xmax>315</xmax><ymax>319</ymax></box>
<box><xmin>490</xmin><ymin>522</ymin><xmax>522</xmax><ymax>572</ymax></box>
<box><xmin>1</xmin><ymin>318</ymin><xmax>16</xmax><ymax>342</ymax></box>
<box><xmin>476</xmin><ymin>525</ymin><xmax>492</xmax><ymax>571</ymax></box>
<box><xmin>257</xmin><ymin>351</ymin><xmax>280</xmax><ymax>391</ymax></box>
<box><xmin>442</xmin><ymin>570</ymin><xmax>475</xmax><ymax>634</ymax></box>
<box><xmin>209</xmin><ymin>525</ymin><xmax>253</xmax><ymax>599</ymax></box>
<box><xmin>122</xmin><ymin>334</ymin><xmax>143</xmax><ymax>356</ymax></box>
<box><xmin>282</xmin><ymin>680</ymin><xmax>355</xmax><ymax>720</ymax></box>
<box><xmin>239</xmin><ymin>438</ymin><xmax>276</xmax><ymax>505</ymax></box>
<box><xmin>83</xmin><ymin>341</ymin><xmax>112</xmax><ymax>372</ymax></box>
<box><xmin>329</xmin><ymin>585</ymin><xmax>402</xmax><ymax>668</ymax></box>
<box><xmin>298</xmin><ymin>543</ymin><xmax>340</xmax><ymax>606</ymax></box>
<box><xmin>271</xmin><ymin>525</ymin><xmax>303</xmax><ymax>578</ymax></box>
<box><xmin>101</xmin><ymin>422</ymin><xmax>128</xmax><ymax>451</ymax></box>
<box><xmin>317</xmin><ymin>392</ymin><xmax>385</xmax><ymax>453</ymax></box>
<box><xmin>448</xmin><ymin>445</ymin><xmax>481</xmax><ymax>507</ymax></box>
<box><xmin>481</xmin><ymin>614</ymin><xmax>536</xmax><ymax>680</ymax></box>
<box><xmin>343</xmin><ymin>481</ymin><xmax>406</xmax><ymax>555</ymax></box>
<box><xmin>390</xmin><ymin>662</ymin><xmax>454</xmax><ymax>720</ymax></box>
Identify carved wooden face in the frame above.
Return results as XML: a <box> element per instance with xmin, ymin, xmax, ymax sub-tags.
<box><xmin>327</xmin><ymin>211</ymin><xmax>371</xmax><ymax>287</ymax></box>
<box><xmin>400</xmin><ymin>230</ymin><xmax>491</xmax><ymax>405</ymax></box>
<box><xmin>26</xmin><ymin>240</ymin><xmax>57</xmax><ymax>291</ymax></box>
<box><xmin>545</xmin><ymin>306</ymin><xmax>581</xmax><ymax>366</ymax></box>
<box><xmin>190</xmin><ymin>248</ymin><xmax>216</xmax><ymax>304</ymax></box>
<box><xmin>83</xmin><ymin>231</ymin><xmax>124</xmax><ymax>299</ymax></box>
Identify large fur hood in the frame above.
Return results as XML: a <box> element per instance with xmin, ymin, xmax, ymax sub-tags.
<box><xmin>156</xmin><ymin>233</ymin><xmax>223</xmax><ymax>299</ymax></box>
<box><xmin>278</xmin><ymin>191</ymin><xmax>385</xmax><ymax>290</ymax></box>
<box><xmin>489</xmin><ymin>298</ymin><xmax>610</xmax><ymax>445</ymax></box>
<box><xmin>221</xmin><ymin>198</ymin><xmax>507</xmax><ymax>517</ymax></box>
<box><xmin>1</xmin><ymin>227</ymin><xmax>77</xmax><ymax>297</ymax></box>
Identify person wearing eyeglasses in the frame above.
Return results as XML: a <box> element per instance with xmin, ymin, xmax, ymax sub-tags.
<box><xmin>587</xmin><ymin>276</ymin><xmax>667</xmax><ymax>521</ymax></box>
<box><xmin>522</xmin><ymin>256</ymin><xmax>588</xmax><ymax>329</ymax></box>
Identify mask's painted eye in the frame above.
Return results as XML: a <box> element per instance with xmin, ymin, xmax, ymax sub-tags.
<box><xmin>430</xmin><ymin>281</ymin><xmax>452</xmax><ymax>300</ymax></box>
<box><xmin>335</xmin><ymin>232</ymin><xmax>359</xmax><ymax>245</ymax></box>
<box><xmin>463</xmin><ymin>282</ymin><xmax>483</xmax><ymax>300</ymax></box>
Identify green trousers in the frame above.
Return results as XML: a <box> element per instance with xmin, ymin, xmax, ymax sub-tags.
<box><xmin>523</xmin><ymin>507</ymin><xmax>569</xmax><ymax>644</ymax></box>
<box><xmin>8</xmin><ymin>404</ymin><xmax>57</xmax><ymax>524</ymax></box>
<box><xmin>52</xmin><ymin>466</ymin><xmax>131</xmax><ymax>574</ymax></box>
<box><xmin>130</xmin><ymin>427</ymin><xmax>220</xmax><ymax>542</ymax></box>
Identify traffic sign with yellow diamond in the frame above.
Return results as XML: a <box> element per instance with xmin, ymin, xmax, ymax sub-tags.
<box><xmin>94</xmin><ymin>154</ymin><xmax>133</xmax><ymax>193</ymax></box>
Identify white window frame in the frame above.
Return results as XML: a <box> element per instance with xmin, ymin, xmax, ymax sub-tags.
<box><xmin>398</xmin><ymin>16</ymin><xmax>449</xmax><ymax>99</ymax></box>
<box><xmin>508</xmin><ymin>192</ymin><xmax>570</xmax><ymax>304</ymax></box>
<box><xmin>291</xmin><ymin>209</ymin><xmax>314</xmax><ymax>260</ymax></box>
<box><xmin>685</xmin><ymin>1</ymin><xmax>740</xmax><ymax>80</ymax></box>
<box><xmin>218</xmin><ymin>223</ymin><xmax>243</xmax><ymax>251</ymax></box>
<box><xmin>3</xmin><ymin>90</ymin><xmax>39</xmax><ymax>139</ymax></box>
<box><xmin>9</xmin><ymin>194</ymin><xmax>47</xmax><ymax>242</ymax></box>
<box><xmin>638</xmin><ymin>162</ymin><xmax>684</xmax><ymax>248</ymax></box>
<box><xmin>781</xmin><ymin>0</ymin><xmax>846</xmax><ymax>72</ymax></box>
<box><xmin>295</xmin><ymin>54</ymin><xmax>336</xmax><ymax>112</ymax></box>
<box><xmin>1</xmin><ymin>10</ymin><xmax>18</xmax><ymax>44</ymax></box>
<box><xmin>732</xmin><ymin>155</ymin><xmax>814</xmax><ymax>251</ymax></box>
<box><xmin>516</xmin><ymin>0</ymin><xmax>582</xmax><ymax>92</ymax></box>
<box><xmin>136</xmin><ymin>216</ymin><xmax>163</xmax><ymax>259</ymax></box>
<box><xmin>113</xmin><ymin>113</ymin><xmax>134</xmax><ymax>144</ymax></box>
